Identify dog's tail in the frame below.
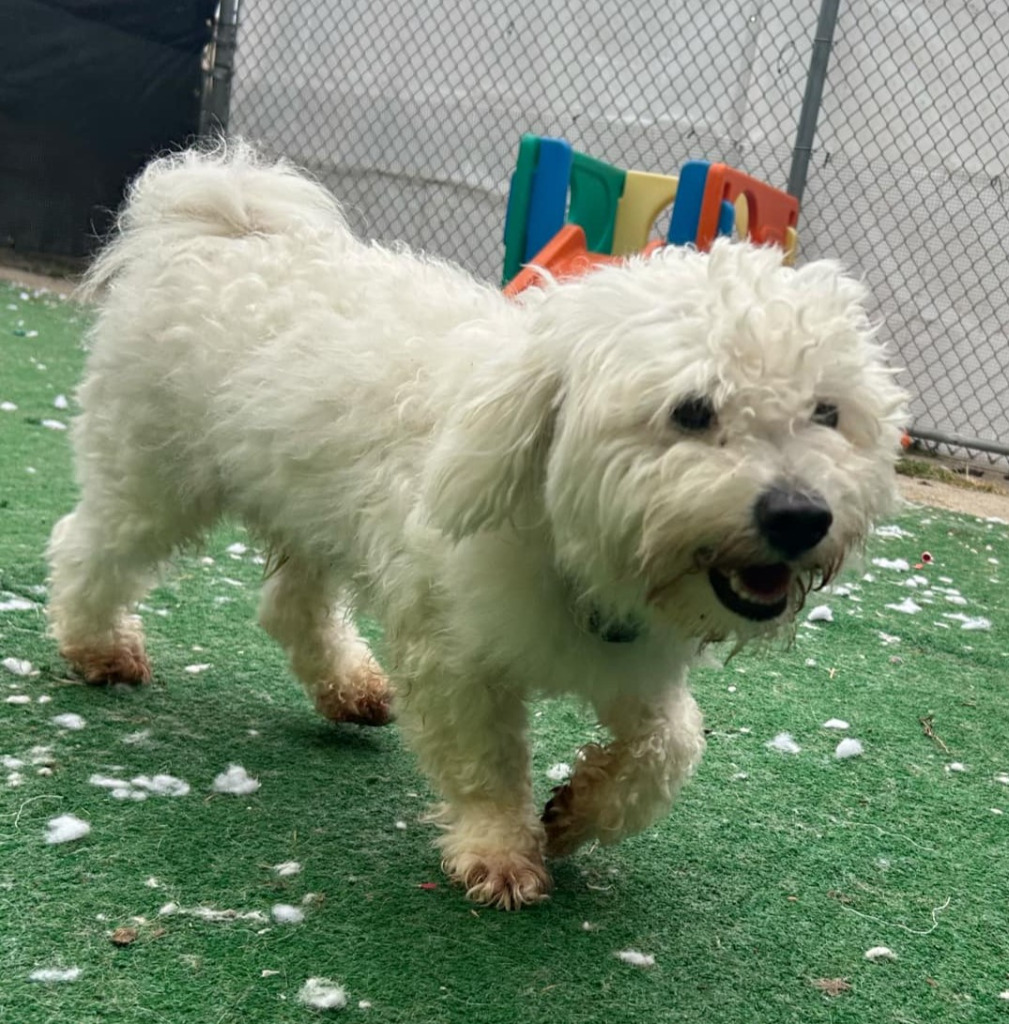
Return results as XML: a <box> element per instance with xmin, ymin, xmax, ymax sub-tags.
<box><xmin>80</xmin><ymin>141</ymin><xmax>348</xmax><ymax>299</ymax></box>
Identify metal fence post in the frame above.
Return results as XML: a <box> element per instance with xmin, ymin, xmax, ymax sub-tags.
<box><xmin>787</xmin><ymin>0</ymin><xmax>841</xmax><ymax>203</ymax></box>
<box><xmin>200</xmin><ymin>0</ymin><xmax>241</xmax><ymax>136</ymax></box>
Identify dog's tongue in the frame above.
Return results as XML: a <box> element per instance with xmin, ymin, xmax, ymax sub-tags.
<box><xmin>737</xmin><ymin>563</ymin><xmax>791</xmax><ymax>598</ymax></box>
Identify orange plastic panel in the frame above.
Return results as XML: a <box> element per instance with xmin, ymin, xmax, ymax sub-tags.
<box><xmin>504</xmin><ymin>224</ymin><xmax>619</xmax><ymax>297</ymax></box>
<box><xmin>505</xmin><ymin>226</ymin><xmax>665</xmax><ymax>298</ymax></box>
<box><xmin>695</xmin><ymin>164</ymin><xmax>798</xmax><ymax>252</ymax></box>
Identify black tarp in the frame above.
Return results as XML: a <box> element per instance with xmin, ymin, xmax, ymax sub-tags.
<box><xmin>0</xmin><ymin>0</ymin><xmax>216</xmax><ymax>259</ymax></box>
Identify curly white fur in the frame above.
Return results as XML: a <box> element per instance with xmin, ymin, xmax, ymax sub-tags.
<box><xmin>47</xmin><ymin>144</ymin><xmax>907</xmax><ymax>909</ymax></box>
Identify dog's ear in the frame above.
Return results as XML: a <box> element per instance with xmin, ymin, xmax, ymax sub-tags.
<box><xmin>422</xmin><ymin>339</ymin><xmax>562</xmax><ymax>539</ymax></box>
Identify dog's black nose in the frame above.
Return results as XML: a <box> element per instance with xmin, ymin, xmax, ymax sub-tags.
<box><xmin>754</xmin><ymin>486</ymin><xmax>833</xmax><ymax>559</ymax></box>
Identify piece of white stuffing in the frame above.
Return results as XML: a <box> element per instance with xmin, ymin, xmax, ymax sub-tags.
<box><xmin>2</xmin><ymin>755</ymin><xmax>24</xmax><ymax>769</ymax></box>
<box><xmin>872</xmin><ymin>557</ymin><xmax>909</xmax><ymax>571</ymax></box>
<box><xmin>298</xmin><ymin>977</ymin><xmax>348</xmax><ymax>1010</ymax></box>
<box><xmin>886</xmin><ymin>597</ymin><xmax>921</xmax><ymax>615</ymax></box>
<box><xmin>41</xmin><ymin>419</ymin><xmax>67</xmax><ymax>431</ymax></box>
<box><xmin>122</xmin><ymin>729</ymin><xmax>151</xmax><ymax>745</ymax></box>
<box><xmin>272</xmin><ymin>903</ymin><xmax>305</xmax><ymax>924</ymax></box>
<box><xmin>130</xmin><ymin>774</ymin><xmax>190</xmax><ymax>797</ymax></box>
<box><xmin>29</xmin><ymin>967</ymin><xmax>81</xmax><ymax>983</ymax></box>
<box><xmin>0</xmin><ymin>595</ymin><xmax>34</xmax><ymax>612</ymax></box>
<box><xmin>546</xmin><ymin>762</ymin><xmax>572</xmax><ymax>782</ymax></box>
<box><xmin>44</xmin><ymin>814</ymin><xmax>91</xmax><ymax>844</ymax></box>
<box><xmin>5</xmin><ymin>694</ymin><xmax>31</xmax><ymax>705</ymax></box>
<box><xmin>945</xmin><ymin>762</ymin><xmax>966</xmax><ymax>773</ymax></box>
<box><xmin>51</xmin><ymin>712</ymin><xmax>86</xmax><ymax>730</ymax></box>
<box><xmin>274</xmin><ymin>861</ymin><xmax>302</xmax><ymax>877</ymax></box>
<box><xmin>806</xmin><ymin>605</ymin><xmax>833</xmax><ymax>622</ymax></box>
<box><xmin>822</xmin><ymin>719</ymin><xmax>850</xmax><ymax>730</ymax></box>
<box><xmin>944</xmin><ymin>613</ymin><xmax>992</xmax><ymax>631</ymax></box>
<box><xmin>2</xmin><ymin>657</ymin><xmax>33</xmax><ymax>676</ymax></box>
<box><xmin>112</xmin><ymin>787</ymin><xmax>147</xmax><ymax>801</ymax></box>
<box><xmin>864</xmin><ymin>946</ymin><xmax>897</xmax><ymax>962</ymax></box>
<box><xmin>88</xmin><ymin>773</ymin><xmax>127</xmax><ymax>789</ymax></box>
<box><xmin>765</xmin><ymin>732</ymin><xmax>801</xmax><ymax>754</ymax></box>
<box><xmin>183</xmin><ymin>663</ymin><xmax>211</xmax><ymax>674</ymax></box>
<box><xmin>212</xmin><ymin>764</ymin><xmax>260</xmax><ymax>795</ymax></box>
<box><xmin>835</xmin><ymin>738</ymin><xmax>864</xmax><ymax>759</ymax></box>
<box><xmin>874</xmin><ymin>525</ymin><xmax>910</xmax><ymax>538</ymax></box>
<box><xmin>995</xmin><ymin>773</ymin><xmax>1009</xmax><ymax>785</ymax></box>
<box><xmin>53</xmin><ymin>394</ymin><xmax>69</xmax><ymax>409</ymax></box>
<box><xmin>614</xmin><ymin>950</ymin><xmax>655</xmax><ymax>968</ymax></box>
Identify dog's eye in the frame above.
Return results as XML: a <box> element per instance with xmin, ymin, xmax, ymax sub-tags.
<box><xmin>812</xmin><ymin>402</ymin><xmax>840</xmax><ymax>429</ymax></box>
<box><xmin>671</xmin><ymin>396</ymin><xmax>716</xmax><ymax>432</ymax></box>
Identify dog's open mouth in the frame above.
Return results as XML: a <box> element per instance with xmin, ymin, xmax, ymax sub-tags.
<box><xmin>709</xmin><ymin>564</ymin><xmax>791</xmax><ymax>622</ymax></box>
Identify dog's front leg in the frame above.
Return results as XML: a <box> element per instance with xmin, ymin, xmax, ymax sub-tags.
<box><xmin>542</xmin><ymin>684</ymin><xmax>705</xmax><ymax>859</ymax></box>
<box><xmin>399</xmin><ymin>674</ymin><xmax>549</xmax><ymax>910</ymax></box>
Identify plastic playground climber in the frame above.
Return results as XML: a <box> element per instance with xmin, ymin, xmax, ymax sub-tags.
<box><xmin>501</xmin><ymin>134</ymin><xmax>800</xmax><ymax>297</ymax></box>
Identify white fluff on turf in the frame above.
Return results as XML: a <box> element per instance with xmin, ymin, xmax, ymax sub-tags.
<box><xmin>766</xmin><ymin>732</ymin><xmax>801</xmax><ymax>755</ymax></box>
<box><xmin>44</xmin><ymin>814</ymin><xmax>91</xmax><ymax>844</ymax></box>
<box><xmin>211</xmin><ymin>764</ymin><xmax>260</xmax><ymax>795</ymax></box>
<box><xmin>298</xmin><ymin>978</ymin><xmax>348</xmax><ymax>1010</ymax></box>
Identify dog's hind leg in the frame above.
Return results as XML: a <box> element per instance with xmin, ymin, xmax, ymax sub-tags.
<box><xmin>47</xmin><ymin>502</ymin><xmax>182</xmax><ymax>684</ymax></box>
<box><xmin>542</xmin><ymin>684</ymin><xmax>705</xmax><ymax>859</ymax></box>
<box><xmin>397</xmin><ymin>673</ymin><xmax>550</xmax><ymax>909</ymax></box>
<box><xmin>258</xmin><ymin>558</ymin><xmax>392</xmax><ymax>726</ymax></box>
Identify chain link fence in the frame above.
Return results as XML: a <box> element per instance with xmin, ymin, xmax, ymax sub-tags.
<box><xmin>224</xmin><ymin>0</ymin><xmax>1008</xmax><ymax>464</ymax></box>
<box><xmin>804</xmin><ymin>0</ymin><xmax>1009</xmax><ymax>462</ymax></box>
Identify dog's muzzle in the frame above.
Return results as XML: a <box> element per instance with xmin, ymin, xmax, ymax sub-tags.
<box><xmin>704</xmin><ymin>487</ymin><xmax>833</xmax><ymax>623</ymax></box>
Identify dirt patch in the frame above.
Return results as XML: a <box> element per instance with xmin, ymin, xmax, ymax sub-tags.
<box><xmin>0</xmin><ymin>264</ymin><xmax>76</xmax><ymax>296</ymax></box>
<box><xmin>899</xmin><ymin>475</ymin><xmax>1009</xmax><ymax>519</ymax></box>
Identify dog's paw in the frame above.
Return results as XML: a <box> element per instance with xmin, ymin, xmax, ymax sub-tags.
<box><xmin>542</xmin><ymin>783</ymin><xmax>595</xmax><ymax>859</ymax></box>
<box><xmin>60</xmin><ymin>619</ymin><xmax>152</xmax><ymax>685</ymax></box>
<box><xmin>444</xmin><ymin>847</ymin><xmax>552</xmax><ymax>910</ymax></box>
<box><xmin>311</xmin><ymin>658</ymin><xmax>394</xmax><ymax>727</ymax></box>
<box><xmin>315</xmin><ymin>687</ymin><xmax>394</xmax><ymax>727</ymax></box>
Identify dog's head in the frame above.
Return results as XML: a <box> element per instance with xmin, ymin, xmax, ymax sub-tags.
<box><xmin>424</xmin><ymin>240</ymin><xmax>907</xmax><ymax>644</ymax></box>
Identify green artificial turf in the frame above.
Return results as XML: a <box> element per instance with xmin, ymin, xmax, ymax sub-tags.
<box><xmin>1</xmin><ymin>279</ymin><xmax>1008</xmax><ymax>1023</ymax></box>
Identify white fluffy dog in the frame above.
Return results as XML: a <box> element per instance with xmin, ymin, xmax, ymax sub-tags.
<box><xmin>47</xmin><ymin>146</ymin><xmax>907</xmax><ymax>909</ymax></box>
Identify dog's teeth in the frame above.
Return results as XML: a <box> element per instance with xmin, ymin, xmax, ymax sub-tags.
<box><xmin>728</xmin><ymin>571</ymin><xmax>783</xmax><ymax>605</ymax></box>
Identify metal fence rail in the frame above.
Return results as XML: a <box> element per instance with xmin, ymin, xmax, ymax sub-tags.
<box><xmin>219</xmin><ymin>0</ymin><xmax>1009</xmax><ymax>463</ymax></box>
